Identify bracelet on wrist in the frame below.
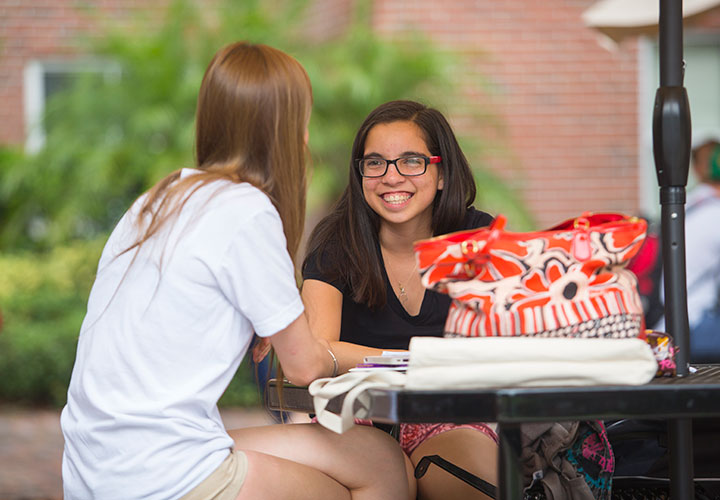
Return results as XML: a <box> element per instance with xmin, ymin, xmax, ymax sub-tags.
<box><xmin>326</xmin><ymin>347</ymin><xmax>338</xmax><ymax>377</ymax></box>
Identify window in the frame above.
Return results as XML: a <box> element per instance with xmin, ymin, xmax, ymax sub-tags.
<box><xmin>639</xmin><ymin>34</ymin><xmax>720</xmax><ymax>217</ymax></box>
<box><xmin>23</xmin><ymin>59</ymin><xmax>121</xmax><ymax>153</ymax></box>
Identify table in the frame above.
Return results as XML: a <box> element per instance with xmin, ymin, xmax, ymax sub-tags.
<box><xmin>266</xmin><ymin>365</ymin><xmax>720</xmax><ymax>499</ymax></box>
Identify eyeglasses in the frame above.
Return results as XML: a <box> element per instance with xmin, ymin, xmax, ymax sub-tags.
<box><xmin>356</xmin><ymin>155</ymin><xmax>442</xmax><ymax>178</ymax></box>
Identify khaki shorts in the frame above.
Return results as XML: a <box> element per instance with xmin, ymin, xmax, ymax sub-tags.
<box><xmin>180</xmin><ymin>449</ymin><xmax>248</xmax><ymax>500</ymax></box>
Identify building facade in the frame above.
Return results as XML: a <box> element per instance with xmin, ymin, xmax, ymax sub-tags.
<box><xmin>2</xmin><ymin>0</ymin><xmax>720</xmax><ymax>227</ymax></box>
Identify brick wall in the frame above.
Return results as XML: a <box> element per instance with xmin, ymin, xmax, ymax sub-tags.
<box><xmin>373</xmin><ymin>0</ymin><xmax>643</xmax><ymax>227</ymax></box>
<box><xmin>302</xmin><ymin>0</ymin><xmax>355</xmax><ymax>42</ymax></box>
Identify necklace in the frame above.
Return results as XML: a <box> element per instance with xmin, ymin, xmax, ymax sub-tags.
<box><xmin>394</xmin><ymin>261</ymin><xmax>419</xmax><ymax>304</ymax></box>
<box><xmin>381</xmin><ymin>247</ymin><xmax>420</xmax><ymax>305</ymax></box>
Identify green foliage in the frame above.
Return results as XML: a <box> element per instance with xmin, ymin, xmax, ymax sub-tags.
<box><xmin>0</xmin><ymin>240</ymin><xmax>104</xmax><ymax>405</ymax></box>
<box><xmin>0</xmin><ymin>145</ymin><xmax>27</xmax><ymax>244</ymax></box>
<box><xmin>218</xmin><ymin>360</ymin><xmax>263</xmax><ymax>408</ymax></box>
<box><xmin>0</xmin><ymin>0</ymin><xmax>530</xmax><ymax>406</ymax></box>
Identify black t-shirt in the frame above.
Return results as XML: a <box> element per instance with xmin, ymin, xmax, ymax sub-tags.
<box><xmin>302</xmin><ymin>207</ymin><xmax>494</xmax><ymax>350</ymax></box>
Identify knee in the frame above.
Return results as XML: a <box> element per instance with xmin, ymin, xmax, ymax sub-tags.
<box><xmin>404</xmin><ymin>453</ymin><xmax>418</xmax><ymax>500</ymax></box>
<box><xmin>349</xmin><ymin>425</ymin><xmax>401</xmax><ymax>453</ymax></box>
<box><xmin>347</xmin><ymin>426</ymin><xmax>415</xmax><ymax>499</ymax></box>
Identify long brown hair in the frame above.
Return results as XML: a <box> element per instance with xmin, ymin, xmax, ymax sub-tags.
<box><xmin>303</xmin><ymin>100</ymin><xmax>476</xmax><ymax>309</ymax></box>
<box><xmin>126</xmin><ymin>42</ymin><xmax>312</xmax><ymax>263</ymax></box>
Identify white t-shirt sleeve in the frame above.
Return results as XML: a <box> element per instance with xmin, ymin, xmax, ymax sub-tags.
<box><xmin>215</xmin><ymin>204</ymin><xmax>304</xmax><ymax>337</ymax></box>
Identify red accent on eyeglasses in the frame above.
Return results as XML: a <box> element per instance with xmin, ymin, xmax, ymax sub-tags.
<box><xmin>429</xmin><ymin>156</ymin><xmax>442</xmax><ymax>164</ymax></box>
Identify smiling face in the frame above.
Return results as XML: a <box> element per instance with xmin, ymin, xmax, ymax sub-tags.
<box><xmin>361</xmin><ymin>120</ymin><xmax>444</xmax><ymax>231</ymax></box>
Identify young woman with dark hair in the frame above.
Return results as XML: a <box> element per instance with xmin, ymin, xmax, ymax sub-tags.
<box><xmin>301</xmin><ymin>100</ymin><xmax>498</xmax><ymax>500</ymax></box>
<box><xmin>60</xmin><ymin>42</ymin><xmax>411</xmax><ymax>500</ymax></box>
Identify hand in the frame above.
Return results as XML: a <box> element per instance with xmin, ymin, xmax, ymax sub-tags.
<box><xmin>252</xmin><ymin>336</ymin><xmax>272</xmax><ymax>363</ymax></box>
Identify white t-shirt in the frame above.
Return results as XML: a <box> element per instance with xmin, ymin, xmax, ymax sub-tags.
<box><xmin>654</xmin><ymin>182</ymin><xmax>720</xmax><ymax>330</ymax></box>
<box><xmin>61</xmin><ymin>169</ymin><xmax>304</xmax><ymax>499</ymax></box>
<box><xmin>684</xmin><ymin>183</ymin><xmax>720</xmax><ymax>325</ymax></box>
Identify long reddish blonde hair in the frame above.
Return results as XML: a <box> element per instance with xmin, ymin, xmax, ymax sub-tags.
<box><xmin>127</xmin><ymin>42</ymin><xmax>312</xmax><ymax>263</ymax></box>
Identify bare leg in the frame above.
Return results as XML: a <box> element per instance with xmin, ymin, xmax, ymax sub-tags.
<box><xmin>229</xmin><ymin>423</ymin><xmax>413</xmax><ymax>500</ymax></box>
<box><xmin>403</xmin><ymin>452</ymin><xmax>418</xmax><ymax>500</ymax></box>
<box><xmin>410</xmin><ymin>428</ymin><xmax>498</xmax><ymax>500</ymax></box>
<box><xmin>236</xmin><ymin>450</ymin><xmax>351</xmax><ymax>500</ymax></box>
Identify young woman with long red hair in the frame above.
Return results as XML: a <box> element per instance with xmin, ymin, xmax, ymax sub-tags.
<box><xmin>60</xmin><ymin>42</ymin><xmax>410</xmax><ymax>500</ymax></box>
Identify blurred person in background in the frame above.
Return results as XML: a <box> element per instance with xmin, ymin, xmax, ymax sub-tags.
<box><xmin>653</xmin><ymin>130</ymin><xmax>720</xmax><ymax>363</ymax></box>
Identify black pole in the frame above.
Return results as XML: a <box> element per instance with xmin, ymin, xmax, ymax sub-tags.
<box><xmin>655</xmin><ymin>0</ymin><xmax>691</xmax><ymax>365</ymax></box>
<box><xmin>658</xmin><ymin>0</ymin><xmax>684</xmax><ymax>86</ymax></box>
<box><xmin>497</xmin><ymin>423</ymin><xmax>523</xmax><ymax>500</ymax></box>
<box><xmin>652</xmin><ymin>0</ymin><xmax>694</xmax><ymax>498</ymax></box>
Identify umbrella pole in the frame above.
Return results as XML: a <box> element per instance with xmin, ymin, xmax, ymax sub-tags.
<box><xmin>653</xmin><ymin>0</ymin><xmax>694</xmax><ymax>497</ymax></box>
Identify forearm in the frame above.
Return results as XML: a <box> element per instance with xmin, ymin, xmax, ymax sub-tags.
<box><xmin>302</xmin><ymin>279</ymin><xmax>410</xmax><ymax>374</ymax></box>
<box><xmin>270</xmin><ymin>314</ymin><xmax>337</xmax><ymax>386</ymax></box>
<box><xmin>308</xmin><ymin>336</ymin><xmax>338</xmax><ymax>380</ymax></box>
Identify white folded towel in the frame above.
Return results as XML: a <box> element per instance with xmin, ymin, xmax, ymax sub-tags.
<box><xmin>405</xmin><ymin>336</ymin><xmax>658</xmax><ymax>390</ymax></box>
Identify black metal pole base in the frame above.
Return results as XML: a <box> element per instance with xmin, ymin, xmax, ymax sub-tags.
<box><xmin>669</xmin><ymin>418</ymin><xmax>695</xmax><ymax>500</ymax></box>
<box><xmin>498</xmin><ymin>423</ymin><xmax>523</xmax><ymax>500</ymax></box>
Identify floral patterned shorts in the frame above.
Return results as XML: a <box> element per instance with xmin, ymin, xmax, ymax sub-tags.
<box><xmin>398</xmin><ymin>422</ymin><xmax>498</xmax><ymax>456</ymax></box>
<box><xmin>311</xmin><ymin>417</ymin><xmax>497</xmax><ymax>456</ymax></box>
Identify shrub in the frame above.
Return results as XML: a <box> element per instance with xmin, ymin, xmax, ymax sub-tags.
<box><xmin>0</xmin><ymin>240</ymin><xmax>103</xmax><ymax>405</ymax></box>
<box><xmin>0</xmin><ymin>240</ymin><xmax>263</xmax><ymax>407</ymax></box>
